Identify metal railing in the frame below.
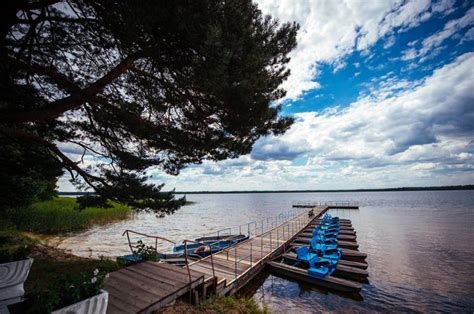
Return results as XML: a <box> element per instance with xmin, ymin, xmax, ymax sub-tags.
<box><xmin>182</xmin><ymin>239</ymin><xmax>217</xmax><ymax>285</ymax></box>
<box><xmin>122</xmin><ymin>207</ymin><xmax>316</xmax><ymax>285</ymax></box>
<box><xmin>199</xmin><ymin>207</ymin><xmax>307</xmax><ymax>242</ymax></box>
<box><xmin>122</xmin><ymin>229</ymin><xmax>176</xmax><ymax>255</ymax></box>
<box><xmin>220</xmin><ymin>208</ymin><xmax>314</xmax><ymax>280</ymax></box>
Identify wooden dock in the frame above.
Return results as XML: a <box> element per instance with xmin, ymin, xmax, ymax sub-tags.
<box><xmin>293</xmin><ymin>201</ymin><xmax>359</xmax><ymax>209</ymax></box>
<box><xmin>104</xmin><ymin>206</ymin><xmax>329</xmax><ymax>313</ymax></box>
<box><xmin>187</xmin><ymin>206</ymin><xmax>328</xmax><ymax>295</ymax></box>
<box><xmin>103</xmin><ymin>261</ymin><xmax>209</xmax><ymax>313</ymax></box>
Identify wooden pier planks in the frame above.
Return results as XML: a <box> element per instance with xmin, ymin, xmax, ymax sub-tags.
<box><xmin>104</xmin><ymin>261</ymin><xmax>205</xmax><ymax>314</ymax></box>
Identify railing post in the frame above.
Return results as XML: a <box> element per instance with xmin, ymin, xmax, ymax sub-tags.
<box><xmin>270</xmin><ymin>231</ymin><xmax>272</xmax><ymax>250</ymax></box>
<box><xmin>250</xmin><ymin>242</ymin><xmax>253</xmax><ymax>267</ymax></box>
<box><xmin>184</xmin><ymin>241</ymin><xmax>192</xmax><ymax>285</ymax></box>
<box><xmin>209</xmin><ymin>244</ymin><xmax>216</xmax><ymax>278</ymax></box>
<box><xmin>234</xmin><ymin>247</ymin><xmax>237</xmax><ymax>278</ymax></box>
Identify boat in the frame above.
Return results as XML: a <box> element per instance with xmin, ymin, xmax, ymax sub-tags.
<box><xmin>300</xmin><ymin>231</ymin><xmax>357</xmax><ymax>241</ymax></box>
<box><xmin>309</xmin><ymin>223</ymin><xmax>354</xmax><ymax>230</ymax></box>
<box><xmin>267</xmin><ymin>213</ymin><xmax>368</xmax><ymax>293</ymax></box>
<box><xmin>301</xmin><ymin>230</ymin><xmax>356</xmax><ymax>238</ymax></box>
<box><xmin>291</xmin><ymin>244</ymin><xmax>367</xmax><ymax>261</ymax></box>
<box><xmin>293</xmin><ymin>237</ymin><xmax>359</xmax><ymax>250</ymax></box>
<box><xmin>118</xmin><ymin>230</ymin><xmax>248</xmax><ymax>265</ymax></box>
<box><xmin>282</xmin><ymin>252</ymin><xmax>368</xmax><ymax>282</ymax></box>
<box><xmin>173</xmin><ymin>234</ymin><xmax>248</xmax><ymax>258</ymax></box>
<box><xmin>268</xmin><ymin>260</ymin><xmax>362</xmax><ymax>293</ymax></box>
<box><xmin>305</xmin><ymin>225</ymin><xmax>356</xmax><ymax>234</ymax></box>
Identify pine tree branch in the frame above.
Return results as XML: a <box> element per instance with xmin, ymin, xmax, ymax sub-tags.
<box><xmin>0</xmin><ymin>52</ymin><xmax>143</xmax><ymax>123</ymax></box>
<box><xmin>0</xmin><ymin>126</ymin><xmax>107</xmax><ymax>190</ymax></box>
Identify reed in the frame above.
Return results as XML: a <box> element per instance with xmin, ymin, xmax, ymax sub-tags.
<box><xmin>6</xmin><ymin>197</ymin><xmax>131</xmax><ymax>234</ymax></box>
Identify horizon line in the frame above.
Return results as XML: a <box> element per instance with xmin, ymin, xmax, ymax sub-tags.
<box><xmin>58</xmin><ymin>184</ymin><xmax>474</xmax><ymax>195</ymax></box>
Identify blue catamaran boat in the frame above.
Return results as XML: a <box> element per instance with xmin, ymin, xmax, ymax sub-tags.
<box><xmin>268</xmin><ymin>213</ymin><xmax>368</xmax><ymax>292</ymax></box>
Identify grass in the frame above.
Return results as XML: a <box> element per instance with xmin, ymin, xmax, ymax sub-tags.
<box><xmin>197</xmin><ymin>296</ymin><xmax>269</xmax><ymax>314</ymax></box>
<box><xmin>4</xmin><ymin>197</ymin><xmax>131</xmax><ymax>234</ymax></box>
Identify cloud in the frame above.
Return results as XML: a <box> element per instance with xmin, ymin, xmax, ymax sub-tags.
<box><xmin>158</xmin><ymin>52</ymin><xmax>474</xmax><ymax>190</ymax></box>
<box><xmin>250</xmin><ymin>137</ymin><xmax>311</xmax><ymax>161</ymax></box>
<box><xmin>401</xmin><ymin>7</ymin><xmax>474</xmax><ymax>61</ymax></box>
<box><xmin>384</xmin><ymin>35</ymin><xmax>397</xmax><ymax>49</ymax></box>
<box><xmin>256</xmin><ymin>0</ymin><xmax>452</xmax><ymax>100</ymax></box>
<box><xmin>284</xmin><ymin>52</ymin><xmax>473</xmax><ymax>161</ymax></box>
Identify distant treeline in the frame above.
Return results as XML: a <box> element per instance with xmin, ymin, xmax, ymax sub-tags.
<box><xmin>58</xmin><ymin>185</ymin><xmax>474</xmax><ymax>195</ymax></box>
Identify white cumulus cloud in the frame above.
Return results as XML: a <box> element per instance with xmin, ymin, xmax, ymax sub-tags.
<box><xmin>255</xmin><ymin>0</ymin><xmax>457</xmax><ymax>100</ymax></box>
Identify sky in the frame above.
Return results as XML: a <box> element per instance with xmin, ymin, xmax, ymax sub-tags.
<box><xmin>60</xmin><ymin>0</ymin><xmax>474</xmax><ymax>192</ymax></box>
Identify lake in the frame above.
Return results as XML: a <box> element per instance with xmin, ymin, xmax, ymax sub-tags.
<box><xmin>58</xmin><ymin>190</ymin><xmax>474</xmax><ymax>312</ymax></box>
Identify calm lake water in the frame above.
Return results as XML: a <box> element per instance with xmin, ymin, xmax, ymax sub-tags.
<box><xmin>58</xmin><ymin>191</ymin><xmax>474</xmax><ymax>312</ymax></box>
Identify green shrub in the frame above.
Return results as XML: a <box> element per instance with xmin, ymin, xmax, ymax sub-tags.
<box><xmin>0</xmin><ymin>223</ymin><xmax>34</xmax><ymax>263</ymax></box>
<box><xmin>133</xmin><ymin>240</ymin><xmax>159</xmax><ymax>261</ymax></box>
<box><xmin>25</xmin><ymin>258</ymin><xmax>120</xmax><ymax>313</ymax></box>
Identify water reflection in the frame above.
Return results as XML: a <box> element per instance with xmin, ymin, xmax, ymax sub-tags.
<box><xmin>58</xmin><ymin>191</ymin><xmax>474</xmax><ymax>311</ymax></box>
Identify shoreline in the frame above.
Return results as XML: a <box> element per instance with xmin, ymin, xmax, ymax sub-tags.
<box><xmin>59</xmin><ymin>184</ymin><xmax>474</xmax><ymax>195</ymax></box>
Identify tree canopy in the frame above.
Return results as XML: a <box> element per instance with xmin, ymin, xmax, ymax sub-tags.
<box><xmin>0</xmin><ymin>0</ymin><xmax>298</xmax><ymax>213</ymax></box>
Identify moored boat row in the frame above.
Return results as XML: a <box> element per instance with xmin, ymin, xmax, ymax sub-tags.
<box><xmin>268</xmin><ymin>213</ymin><xmax>369</xmax><ymax>293</ymax></box>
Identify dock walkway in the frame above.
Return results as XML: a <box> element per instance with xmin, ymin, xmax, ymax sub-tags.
<box><xmin>293</xmin><ymin>201</ymin><xmax>359</xmax><ymax>209</ymax></box>
<box><xmin>104</xmin><ymin>261</ymin><xmax>207</xmax><ymax>313</ymax></box>
<box><xmin>187</xmin><ymin>206</ymin><xmax>328</xmax><ymax>295</ymax></box>
<box><xmin>105</xmin><ymin>206</ymin><xmax>330</xmax><ymax>313</ymax></box>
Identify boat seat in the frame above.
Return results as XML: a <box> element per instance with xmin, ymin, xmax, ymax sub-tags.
<box><xmin>313</xmin><ymin>229</ymin><xmax>338</xmax><ymax>238</ymax></box>
<box><xmin>313</xmin><ymin>235</ymin><xmax>338</xmax><ymax>245</ymax></box>
<box><xmin>308</xmin><ymin>264</ymin><xmax>335</xmax><ymax>278</ymax></box>
<box><xmin>310</xmin><ymin>240</ymin><xmax>338</xmax><ymax>254</ymax></box>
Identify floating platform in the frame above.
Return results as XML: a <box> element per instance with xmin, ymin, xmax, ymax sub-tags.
<box><xmin>292</xmin><ymin>201</ymin><xmax>359</xmax><ymax>210</ymax></box>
